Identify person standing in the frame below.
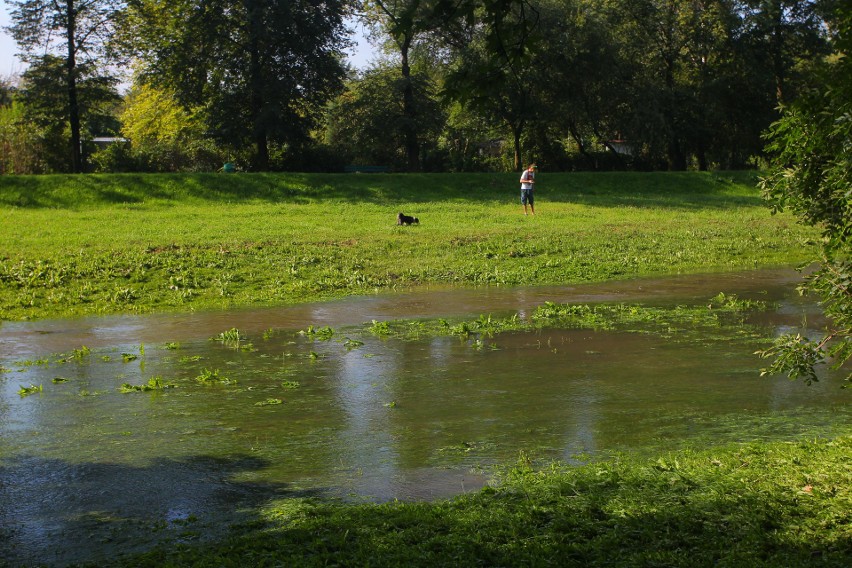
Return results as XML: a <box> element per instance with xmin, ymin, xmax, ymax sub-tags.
<box><xmin>520</xmin><ymin>163</ymin><xmax>537</xmax><ymax>215</ymax></box>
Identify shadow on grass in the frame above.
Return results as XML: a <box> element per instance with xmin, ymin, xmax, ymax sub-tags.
<box><xmin>0</xmin><ymin>453</ymin><xmax>321</xmax><ymax>567</ymax></box>
<box><xmin>98</xmin><ymin>439</ymin><xmax>851</xmax><ymax>567</ymax></box>
<box><xmin>0</xmin><ymin>171</ymin><xmax>767</xmax><ymax>211</ymax></box>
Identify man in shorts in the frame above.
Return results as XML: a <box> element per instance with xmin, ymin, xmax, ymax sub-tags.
<box><xmin>520</xmin><ymin>163</ymin><xmax>537</xmax><ymax>215</ymax></box>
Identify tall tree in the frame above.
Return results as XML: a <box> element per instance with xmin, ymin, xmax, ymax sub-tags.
<box><xmin>361</xmin><ymin>0</ymin><xmax>435</xmax><ymax>171</ymax></box>
<box><xmin>325</xmin><ymin>64</ymin><xmax>444</xmax><ymax>168</ymax></box>
<box><xmin>441</xmin><ymin>0</ymin><xmax>542</xmax><ymax>171</ymax></box>
<box><xmin>125</xmin><ymin>0</ymin><xmax>350</xmax><ymax>171</ymax></box>
<box><xmin>759</xmin><ymin>3</ymin><xmax>850</xmax><ymax>386</ymax></box>
<box><xmin>6</xmin><ymin>0</ymin><xmax>123</xmax><ymax>173</ymax></box>
<box><xmin>739</xmin><ymin>0</ymin><xmax>828</xmax><ymax>105</ymax></box>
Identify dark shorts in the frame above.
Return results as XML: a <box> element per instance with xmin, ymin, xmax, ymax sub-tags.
<box><xmin>521</xmin><ymin>188</ymin><xmax>534</xmax><ymax>205</ymax></box>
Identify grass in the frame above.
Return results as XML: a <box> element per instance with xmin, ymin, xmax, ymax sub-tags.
<box><xmin>101</xmin><ymin>437</ymin><xmax>851</xmax><ymax>567</ymax></box>
<box><xmin>0</xmin><ymin>171</ymin><xmax>817</xmax><ymax>321</ymax></box>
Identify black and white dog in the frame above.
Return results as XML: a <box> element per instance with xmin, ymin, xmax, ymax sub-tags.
<box><xmin>397</xmin><ymin>212</ymin><xmax>419</xmax><ymax>225</ymax></box>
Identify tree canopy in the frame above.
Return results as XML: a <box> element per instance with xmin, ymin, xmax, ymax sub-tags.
<box><xmin>758</xmin><ymin>2</ymin><xmax>851</xmax><ymax>386</ymax></box>
<box><xmin>0</xmin><ymin>0</ymin><xmax>837</xmax><ymax>173</ymax></box>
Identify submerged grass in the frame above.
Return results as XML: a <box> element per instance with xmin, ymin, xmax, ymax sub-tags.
<box><xmin>105</xmin><ymin>437</ymin><xmax>851</xmax><ymax>567</ymax></box>
<box><xmin>0</xmin><ymin>171</ymin><xmax>817</xmax><ymax>321</ymax></box>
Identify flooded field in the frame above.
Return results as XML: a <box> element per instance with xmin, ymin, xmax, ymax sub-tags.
<box><xmin>1</xmin><ymin>269</ymin><xmax>849</xmax><ymax>566</ymax></box>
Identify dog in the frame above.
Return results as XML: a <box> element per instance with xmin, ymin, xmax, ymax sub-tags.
<box><xmin>397</xmin><ymin>212</ymin><xmax>419</xmax><ymax>225</ymax></box>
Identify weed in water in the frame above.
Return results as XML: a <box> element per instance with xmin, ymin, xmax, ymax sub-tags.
<box><xmin>280</xmin><ymin>380</ymin><xmax>300</xmax><ymax>389</ymax></box>
<box><xmin>368</xmin><ymin>320</ymin><xmax>391</xmax><ymax>336</ymax></box>
<box><xmin>70</xmin><ymin>346</ymin><xmax>91</xmax><ymax>360</ymax></box>
<box><xmin>301</xmin><ymin>325</ymin><xmax>335</xmax><ymax>340</ymax></box>
<box><xmin>18</xmin><ymin>384</ymin><xmax>43</xmax><ymax>396</ymax></box>
<box><xmin>254</xmin><ymin>398</ymin><xmax>284</xmax><ymax>407</ymax></box>
<box><xmin>119</xmin><ymin>376</ymin><xmax>176</xmax><ymax>392</ymax></box>
<box><xmin>195</xmin><ymin>368</ymin><xmax>235</xmax><ymax>385</ymax></box>
<box><xmin>341</xmin><ymin>337</ymin><xmax>364</xmax><ymax>350</ymax></box>
<box><xmin>121</xmin><ymin>353</ymin><xmax>138</xmax><ymax>363</ymax></box>
<box><xmin>52</xmin><ymin>377</ymin><xmax>69</xmax><ymax>384</ymax></box>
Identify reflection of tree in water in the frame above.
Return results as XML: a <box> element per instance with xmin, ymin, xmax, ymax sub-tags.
<box><xmin>0</xmin><ymin>454</ymin><xmax>315</xmax><ymax>567</ymax></box>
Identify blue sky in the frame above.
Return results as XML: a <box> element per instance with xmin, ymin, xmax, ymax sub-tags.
<box><xmin>0</xmin><ymin>2</ymin><xmax>372</xmax><ymax>80</ymax></box>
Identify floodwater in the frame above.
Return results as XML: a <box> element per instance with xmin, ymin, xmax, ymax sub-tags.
<box><xmin>0</xmin><ymin>269</ymin><xmax>849</xmax><ymax>566</ymax></box>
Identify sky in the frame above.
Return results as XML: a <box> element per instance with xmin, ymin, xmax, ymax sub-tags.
<box><xmin>0</xmin><ymin>2</ymin><xmax>374</xmax><ymax>80</ymax></box>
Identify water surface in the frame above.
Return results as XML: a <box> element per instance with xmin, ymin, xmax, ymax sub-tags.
<box><xmin>1</xmin><ymin>269</ymin><xmax>849</xmax><ymax>566</ymax></box>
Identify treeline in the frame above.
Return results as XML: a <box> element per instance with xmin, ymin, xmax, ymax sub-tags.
<box><xmin>0</xmin><ymin>0</ymin><xmax>840</xmax><ymax>174</ymax></box>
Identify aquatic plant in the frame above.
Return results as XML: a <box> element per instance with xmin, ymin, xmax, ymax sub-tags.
<box><xmin>121</xmin><ymin>353</ymin><xmax>138</xmax><ymax>363</ymax></box>
<box><xmin>52</xmin><ymin>377</ymin><xmax>69</xmax><ymax>383</ymax></box>
<box><xmin>195</xmin><ymin>368</ymin><xmax>235</xmax><ymax>385</ymax></box>
<box><xmin>341</xmin><ymin>337</ymin><xmax>364</xmax><ymax>350</ymax></box>
<box><xmin>71</xmin><ymin>346</ymin><xmax>91</xmax><ymax>360</ymax></box>
<box><xmin>119</xmin><ymin>376</ymin><xmax>176</xmax><ymax>392</ymax></box>
<box><xmin>18</xmin><ymin>383</ymin><xmax>43</xmax><ymax>396</ymax></box>
<box><xmin>163</xmin><ymin>342</ymin><xmax>181</xmax><ymax>350</ymax></box>
<box><xmin>255</xmin><ymin>398</ymin><xmax>284</xmax><ymax>406</ymax></box>
<box><xmin>301</xmin><ymin>325</ymin><xmax>334</xmax><ymax>340</ymax></box>
<box><xmin>368</xmin><ymin>320</ymin><xmax>391</xmax><ymax>336</ymax></box>
<box><xmin>213</xmin><ymin>327</ymin><xmax>243</xmax><ymax>342</ymax></box>
<box><xmin>280</xmin><ymin>380</ymin><xmax>300</xmax><ymax>389</ymax></box>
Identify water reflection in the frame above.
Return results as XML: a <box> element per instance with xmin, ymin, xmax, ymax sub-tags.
<box><xmin>0</xmin><ymin>269</ymin><xmax>850</xmax><ymax>566</ymax></box>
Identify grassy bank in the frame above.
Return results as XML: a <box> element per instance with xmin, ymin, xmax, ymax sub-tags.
<box><xmin>0</xmin><ymin>171</ymin><xmax>816</xmax><ymax>321</ymax></box>
<box><xmin>102</xmin><ymin>437</ymin><xmax>851</xmax><ymax>567</ymax></box>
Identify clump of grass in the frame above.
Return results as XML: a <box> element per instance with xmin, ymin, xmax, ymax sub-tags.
<box><xmin>70</xmin><ymin>345</ymin><xmax>91</xmax><ymax>360</ymax></box>
<box><xmin>52</xmin><ymin>377</ymin><xmax>69</xmax><ymax>383</ymax></box>
<box><xmin>213</xmin><ymin>327</ymin><xmax>243</xmax><ymax>342</ymax></box>
<box><xmin>280</xmin><ymin>380</ymin><xmax>300</xmax><ymax>389</ymax></box>
<box><xmin>121</xmin><ymin>353</ymin><xmax>138</xmax><ymax>363</ymax></box>
<box><xmin>254</xmin><ymin>398</ymin><xmax>284</xmax><ymax>406</ymax></box>
<box><xmin>300</xmin><ymin>325</ymin><xmax>334</xmax><ymax>340</ymax></box>
<box><xmin>119</xmin><ymin>376</ymin><xmax>176</xmax><ymax>392</ymax></box>
<box><xmin>195</xmin><ymin>368</ymin><xmax>236</xmax><ymax>385</ymax></box>
<box><xmin>18</xmin><ymin>384</ymin><xmax>43</xmax><ymax>396</ymax></box>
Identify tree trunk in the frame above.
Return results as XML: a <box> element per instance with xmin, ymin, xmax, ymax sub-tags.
<box><xmin>512</xmin><ymin>123</ymin><xmax>522</xmax><ymax>171</ymax></box>
<box><xmin>66</xmin><ymin>0</ymin><xmax>82</xmax><ymax>173</ymax></box>
<box><xmin>247</xmin><ymin>1</ymin><xmax>268</xmax><ymax>170</ymax></box>
<box><xmin>400</xmin><ymin>36</ymin><xmax>420</xmax><ymax>172</ymax></box>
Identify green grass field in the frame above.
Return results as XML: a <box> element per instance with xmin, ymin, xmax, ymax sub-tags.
<box><xmin>0</xmin><ymin>171</ymin><xmax>817</xmax><ymax>321</ymax></box>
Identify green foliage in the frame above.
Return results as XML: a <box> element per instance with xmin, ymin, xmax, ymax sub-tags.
<box><xmin>18</xmin><ymin>383</ymin><xmax>43</xmax><ymax>396</ymax></box>
<box><xmin>325</xmin><ymin>66</ymin><xmax>445</xmax><ymax>169</ymax></box>
<box><xmin>105</xmin><ymin>82</ymin><xmax>221</xmax><ymax>173</ymax></box>
<box><xmin>126</xmin><ymin>0</ymin><xmax>350</xmax><ymax>170</ymax></box>
<box><xmin>119</xmin><ymin>376</ymin><xmax>177</xmax><ymax>392</ymax></box>
<box><xmin>760</xmin><ymin>5</ymin><xmax>852</xmax><ymax>386</ymax></box>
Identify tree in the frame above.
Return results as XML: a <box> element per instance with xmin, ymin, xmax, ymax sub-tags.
<box><xmin>115</xmin><ymin>82</ymin><xmax>219</xmax><ymax>172</ymax></box>
<box><xmin>125</xmin><ymin>0</ymin><xmax>351</xmax><ymax>171</ymax></box>
<box><xmin>361</xmin><ymin>0</ymin><xmax>439</xmax><ymax>171</ymax></box>
<box><xmin>441</xmin><ymin>0</ymin><xmax>543</xmax><ymax>171</ymax></box>
<box><xmin>18</xmin><ymin>55</ymin><xmax>120</xmax><ymax>172</ymax></box>
<box><xmin>325</xmin><ymin>65</ymin><xmax>444</xmax><ymax>168</ymax></box>
<box><xmin>758</xmin><ymin>3</ymin><xmax>851</xmax><ymax>386</ymax></box>
<box><xmin>6</xmin><ymin>0</ymin><xmax>123</xmax><ymax>173</ymax></box>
